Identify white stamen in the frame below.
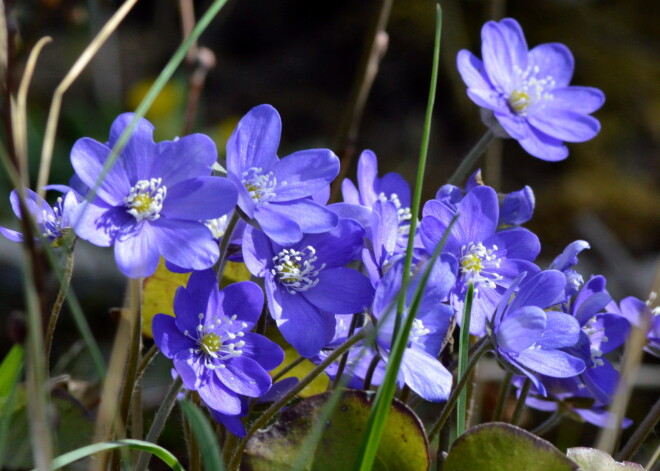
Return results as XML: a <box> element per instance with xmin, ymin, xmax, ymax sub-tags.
<box><xmin>124</xmin><ymin>178</ymin><xmax>167</xmax><ymax>221</ymax></box>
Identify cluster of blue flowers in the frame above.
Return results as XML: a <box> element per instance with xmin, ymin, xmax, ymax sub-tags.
<box><xmin>3</xmin><ymin>18</ymin><xmax>655</xmax><ymax>437</ymax></box>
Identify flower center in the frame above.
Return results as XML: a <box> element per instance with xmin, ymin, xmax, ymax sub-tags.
<box><xmin>508</xmin><ymin>65</ymin><xmax>555</xmax><ymax>116</ymax></box>
<box><xmin>125</xmin><ymin>178</ymin><xmax>167</xmax><ymax>221</ymax></box>
<box><xmin>241</xmin><ymin>167</ymin><xmax>285</xmax><ymax>203</ymax></box>
<box><xmin>199</xmin><ymin>332</ymin><xmax>222</xmax><ymax>355</ymax></box>
<box><xmin>377</xmin><ymin>192</ymin><xmax>412</xmax><ymax>223</ymax></box>
<box><xmin>271</xmin><ymin>246</ymin><xmax>326</xmax><ymax>294</ymax></box>
<box><xmin>41</xmin><ymin>196</ymin><xmax>65</xmax><ymax>239</ymax></box>
<box><xmin>184</xmin><ymin>312</ymin><xmax>248</xmax><ymax>368</ymax></box>
<box><xmin>459</xmin><ymin>242</ymin><xmax>503</xmax><ymax>290</ymax></box>
<box><xmin>409</xmin><ymin>318</ymin><xmax>431</xmax><ymax>345</ymax></box>
<box><xmin>205</xmin><ymin>215</ymin><xmax>229</xmax><ymax>239</ymax></box>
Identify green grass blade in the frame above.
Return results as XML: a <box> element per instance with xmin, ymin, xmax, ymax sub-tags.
<box><xmin>355</xmin><ymin>6</ymin><xmax>443</xmax><ymax>471</ymax></box>
<box><xmin>0</xmin><ymin>345</ymin><xmax>24</xmax><ymax>464</ymax></box>
<box><xmin>180</xmin><ymin>399</ymin><xmax>226</xmax><ymax>471</ymax></box>
<box><xmin>455</xmin><ymin>283</ymin><xmax>474</xmax><ymax>439</ymax></box>
<box><xmin>31</xmin><ymin>439</ymin><xmax>185</xmax><ymax>471</ymax></box>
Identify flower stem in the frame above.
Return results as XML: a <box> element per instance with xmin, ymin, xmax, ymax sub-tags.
<box><xmin>363</xmin><ymin>355</ymin><xmax>381</xmax><ymax>391</ymax></box>
<box><xmin>447</xmin><ymin>129</ymin><xmax>495</xmax><ymax>186</ymax></box>
<box><xmin>616</xmin><ymin>396</ymin><xmax>660</xmax><ymax>462</ymax></box>
<box><xmin>135</xmin><ymin>376</ymin><xmax>184</xmax><ymax>471</ymax></box>
<box><xmin>227</xmin><ymin>330</ymin><xmax>367</xmax><ymax>471</ymax></box>
<box><xmin>272</xmin><ymin>356</ymin><xmax>305</xmax><ymax>382</ymax></box>
<box><xmin>428</xmin><ymin>337</ymin><xmax>490</xmax><ymax>442</ymax></box>
<box><xmin>215</xmin><ymin>211</ymin><xmax>240</xmax><ymax>282</ymax></box>
<box><xmin>530</xmin><ymin>410</ymin><xmax>563</xmax><ymax>437</ymax></box>
<box><xmin>331</xmin><ymin>313</ymin><xmax>360</xmax><ymax>390</ymax></box>
<box><xmin>44</xmin><ymin>242</ymin><xmax>76</xmax><ymax>371</ymax></box>
<box><xmin>493</xmin><ymin>370</ymin><xmax>513</xmax><ymax>421</ymax></box>
<box><xmin>510</xmin><ymin>378</ymin><xmax>531</xmax><ymax>426</ymax></box>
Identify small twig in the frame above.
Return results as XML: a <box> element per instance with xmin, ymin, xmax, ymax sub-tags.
<box><xmin>37</xmin><ymin>0</ymin><xmax>139</xmax><ymax>196</ymax></box>
<box><xmin>362</xmin><ymin>355</ymin><xmax>381</xmax><ymax>391</ymax></box>
<box><xmin>616</xmin><ymin>397</ymin><xmax>660</xmax><ymax>462</ymax></box>
<box><xmin>215</xmin><ymin>211</ymin><xmax>240</xmax><ymax>282</ymax></box>
<box><xmin>329</xmin><ymin>0</ymin><xmax>392</xmax><ymax>202</ymax></box>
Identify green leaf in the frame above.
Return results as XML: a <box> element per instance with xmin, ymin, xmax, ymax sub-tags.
<box><xmin>567</xmin><ymin>447</ymin><xmax>645</xmax><ymax>470</ymax></box>
<box><xmin>31</xmin><ymin>439</ymin><xmax>185</xmax><ymax>471</ymax></box>
<box><xmin>180</xmin><ymin>399</ymin><xmax>226</xmax><ymax>471</ymax></box>
<box><xmin>0</xmin><ymin>345</ymin><xmax>23</xmax><ymax>398</ymax></box>
<box><xmin>243</xmin><ymin>389</ymin><xmax>429</xmax><ymax>471</ymax></box>
<box><xmin>443</xmin><ymin>422</ymin><xmax>579</xmax><ymax>471</ymax></box>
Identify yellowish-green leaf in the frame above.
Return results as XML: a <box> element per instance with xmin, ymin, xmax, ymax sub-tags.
<box><xmin>444</xmin><ymin>422</ymin><xmax>578</xmax><ymax>471</ymax></box>
<box><xmin>141</xmin><ymin>259</ymin><xmax>190</xmax><ymax>338</ymax></box>
<box><xmin>243</xmin><ymin>390</ymin><xmax>429</xmax><ymax>471</ymax></box>
<box><xmin>270</xmin><ymin>348</ymin><xmax>328</xmax><ymax>398</ymax></box>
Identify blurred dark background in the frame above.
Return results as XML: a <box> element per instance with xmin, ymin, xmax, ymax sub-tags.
<box><xmin>0</xmin><ymin>0</ymin><xmax>658</xmax><ymax>463</ymax></box>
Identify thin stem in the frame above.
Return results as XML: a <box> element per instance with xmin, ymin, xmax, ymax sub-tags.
<box><xmin>227</xmin><ymin>330</ymin><xmax>367</xmax><ymax>471</ymax></box>
<box><xmin>447</xmin><ymin>129</ymin><xmax>495</xmax><ymax>186</ymax></box>
<box><xmin>331</xmin><ymin>314</ymin><xmax>360</xmax><ymax>390</ymax></box>
<box><xmin>135</xmin><ymin>376</ymin><xmax>184</xmax><ymax>471</ymax></box>
<box><xmin>362</xmin><ymin>355</ymin><xmax>381</xmax><ymax>391</ymax></box>
<box><xmin>616</xmin><ymin>397</ymin><xmax>660</xmax><ymax>462</ymax></box>
<box><xmin>215</xmin><ymin>211</ymin><xmax>240</xmax><ymax>281</ymax></box>
<box><xmin>116</xmin><ymin>279</ymin><xmax>143</xmax><ymax>437</ymax></box>
<box><xmin>134</xmin><ymin>344</ymin><xmax>159</xmax><ymax>387</ymax></box>
<box><xmin>493</xmin><ymin>371</ymin><xmax>513</xmax><ymax>421</ymax></box>
<box><xmin>510</xmin><ymin>378</ymin><xmax>531</xmax><ymax>426</ymax></box>
<box><xmin>44</xmin><ymin>243</ymin><xmax>76</xmax><ymax>371</ymax></box>
<box><xmin>188</xmin><ymin>394</ymin><xmax>202</xmax><ymax>471</ymax></box>
<box><xmin>427</xmin><ymin>338</ymin><xmax>490</xmax><ymax>442</ymax></box>
<box><xmin>272</xmin><ymin>356</ymin><xmax>305</xmax><ymax>382</ymax></box>
<box><xmin>530</xmin><ymin>410</ymin><xmax>563</xmax><ymax>437</ymax></box>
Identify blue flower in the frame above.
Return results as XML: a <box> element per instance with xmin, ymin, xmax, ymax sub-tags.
<box><xmin>550</xmin><ymin>240</ymin><xmax>591</xmax><ymax>298</ymax></box>
<box><xmin>152</xmin><ymin>269</ymin><xmax>283</xmax><ymax>416</ymax></box>
<box><xmin>242</xmin><ymin>219</ymin><xmax>374</xmax><ymax>357</ymax></box>
<box><xmin>0</xmin><ymin>187</ymin><xmax>79</xmax><ymax>246</ymax></box>
<box><xmin>563</xmin><ymin>276</ymin><xmax>630</xmax><ymax>404</ymax></box>
<box><xmin>421</xmin><ymin>185</ymin><xmax>540</xmax><ymax>335</ymax></box>
<box><xmin>371</xmin><ymin>258</ymin><xmax>457</xmax><ymax>401</ymax></box>
<box><xmin>457</xmin><ymin>18</ymin><xmax>605</xmax><ymax>161</ymax></box>
<box><xmin>489</xmin><ymin>270</ymin><xmax>586</xmax><ymax>396</ymax></box>
<box><xmin>70</xmin><ymin>113</ymin><xmax>238</xmax><ymax>278</ymax></box>
<box><xmin>226</xmin><ymin>104</ymin><xmax>339</xmax><ymax>246</ymax></box>
<box><xmin>608</xmin><ymin>295</ymin><xmax>660</xmax><ymax>358</ymax></box>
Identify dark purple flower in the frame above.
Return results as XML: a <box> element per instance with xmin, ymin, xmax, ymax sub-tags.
<box><xmin>563</xmin><ymin>276</ymin><xmax>630</xmax><ymax>404</ymax></box>
<box><xmin>371</xmin><ymin>258</ymin><xmax>457</xmax><ymax>401</ymax></box>
<box><xmin>153</xmin><ymin>269</ymin><xmax>283</xmax><ymax>416</ymax></box>
<box><xmin>550</xmin><ymin>240</ymin><xmax>591</xmax><ymax>298</ymax></box>
<box><xmin>70</xmin><ymin>113</ymin><xmax>237</xmax><ymax>278</ymax></box>
<box><xmin>434</xmin><ymin>172</ymin><xmax>535</xmax><ymax>228</ymax></box>
<box><xmin>421</xmin><ymin>185</ymin><xmax>540</xmax><ymax>335</ymax></box>
<box><xmin>490</xmin><ymin>270</ymin><xmax>585</xmax><ymax>396</ymax></box>
<box><xmin>1</xmin><ymin>188</ymin><xmax>79</xmax><ymax>246</ymax></box>
<box><xmin>336</xmin><ymin>149</ymin><xmax>412</xmax><ymax>229</ymax></box>
<box><xmin>242</xmin><ymin>219</ymin><xmax>374</xmax><ymax>357</ymax></box>
<box><xmin>226</xmin><ymin>104</ymin><xmax>339</xmax><ymax>246</ymax></box>
<box><xmin>457</xmin><ymin>18</ymin><xmax>605</xmax><ymax>161</ymax></box>
<box><xmin>515</xmin><ymin>376</ymin><xmax>633</xmax><ymax>429</ymax></box>
<box><xmin>607</xmin><ymin>296</ymin><xmax>660</xmax><ymax>358</ymax></box>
